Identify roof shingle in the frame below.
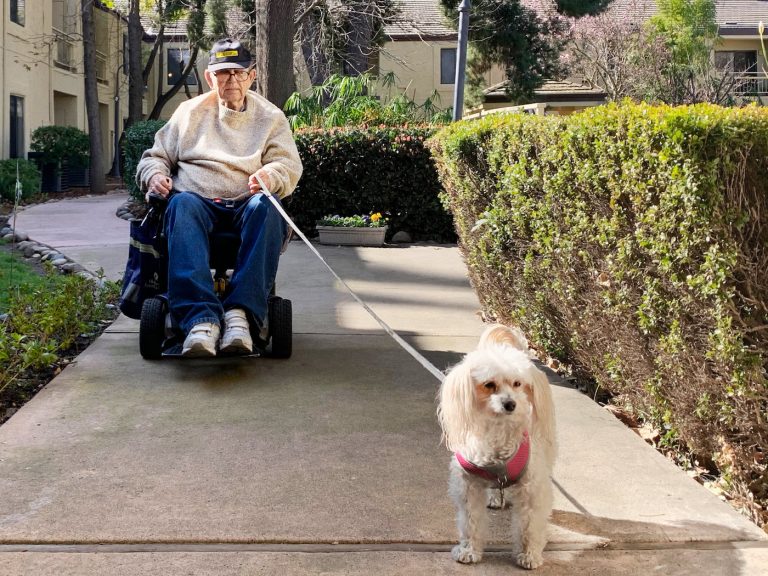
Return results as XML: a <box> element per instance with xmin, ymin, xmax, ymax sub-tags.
<box><xmin>384</xmin><ymin>0</ymin><xmax>456</xmax><ymax>40</ymax></box>
<box><xmin>607</xmin><ymin>0</ymin><xmax>768</xmax><ymax>31</ymax></box>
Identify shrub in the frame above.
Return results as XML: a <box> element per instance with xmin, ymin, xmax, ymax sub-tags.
<box><xmin>0</xmin><ymin>159</ymin><xmax>41</xmax><ymax>201</ymax></box>
<box><xmin>123</xmin><ymin>120</ymin><xmax>167</xmax><ymax>201</ymax></box>
<box><xmin>293</xmin><ymin>126</ymin><xmax>455</xmax><ymax>242</ymax></box>
<box><xmin>431</xmin><ymin>102</ymin><xmax>768</xmax><ymax>515</ymax></box>
<box><xmin>30</xmin><ymin>126</ymin><xmax>90</xmax><ymax>168</ymax></box>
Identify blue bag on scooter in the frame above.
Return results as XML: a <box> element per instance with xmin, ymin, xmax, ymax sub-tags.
<box><xmin>118</xmin><ymin>212</ymin><xmax>167</xmax><ymax>320</ymax></box>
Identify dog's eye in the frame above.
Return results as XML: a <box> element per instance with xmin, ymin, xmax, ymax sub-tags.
<box><xmin>484</xmin><ymin>381</ymin><xmax>497</xmax><ymax>391</ymax></box>
<box><xmin>513</xmin><ymin>380</ymin><xmax>522</xmax><ymax>388</ymax></box>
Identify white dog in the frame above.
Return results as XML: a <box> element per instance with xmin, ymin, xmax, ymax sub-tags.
<box><xmin>438</xmin><ymin>324</ymin><xmax>557</xmax><ymax>569</ymax></box>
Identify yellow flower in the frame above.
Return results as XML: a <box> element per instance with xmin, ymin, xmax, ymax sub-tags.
<box><xmin>371</xmin><ymin>213</ymin><xmax>382</xmax><ymax>222</ymax></box>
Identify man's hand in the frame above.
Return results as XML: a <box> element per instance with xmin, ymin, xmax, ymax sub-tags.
<box><xmin>146</xmin><ymin>174</ymin><xmax>173</xmax><ymax>202</ymax></box>
<box><xmin>248</xmin><ymin>170</ymin><xmax>272</xmax><ymax>195</ymax></box>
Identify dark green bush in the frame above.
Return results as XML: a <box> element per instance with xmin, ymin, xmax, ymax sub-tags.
<box><xmin>30</xmin><ymin>126</ymin><xmax>89</xmax><ymax>168</ymax></box>
<box><xmin>293</xmin><ymin>126</ymin><xmax>455</xmax><ymax>242</ymax></box>
<box><xmin>123</xmin><ymin>120</ymin><xmax>167</xmax><ymax>201</ymax></box>
<box><xmin>0</xmin><ymin>159</ymin><xmax>41</xmax><ymax>201</ymax></box>
<box><xmin>121</xmin><ymin>121</ymin><xmax>455</xmax><ymax>242</ymax></box>
<box><xmin>431</xmin><ymin>103</ymin><xmax>768</xmax><ymax>510</ymax></box>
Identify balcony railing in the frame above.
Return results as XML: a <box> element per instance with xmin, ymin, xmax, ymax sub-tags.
<box><xmin>52</xmin><ymin>27</ymin><xmax>76</xmax><ymax>71</ymax></box>
<box><xmin>96</xmin><ymin>50</ymin><xmax>108</xmax><ymax>84</ymax></box>
<box><xmin>731</xmin><ymin>74</ymin><xmax>768</xmax><ymax>96</ymax></box>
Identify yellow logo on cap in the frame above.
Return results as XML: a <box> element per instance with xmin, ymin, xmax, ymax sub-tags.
<box><xmin>215</xmin><ymin>50</ymin><xmax>239</xmax><ymax>58</ymax></box>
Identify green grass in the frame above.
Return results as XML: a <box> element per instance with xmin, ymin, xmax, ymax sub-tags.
<box><xmin>0</xmin><ymin>244</ymin><xmax>49</xmax><ymax>312</ymax></box>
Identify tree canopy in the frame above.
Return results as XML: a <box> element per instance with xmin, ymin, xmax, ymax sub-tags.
<box><xmin>438</xmin><ymin>0</ymin><xmax>612</xmax><ymax>104</ymax></box>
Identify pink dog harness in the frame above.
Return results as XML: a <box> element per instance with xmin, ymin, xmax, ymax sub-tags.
<box><xmin>455</xmin><ymin>431</ymin><xmax>530</xmax><ymax>488</ymax></box>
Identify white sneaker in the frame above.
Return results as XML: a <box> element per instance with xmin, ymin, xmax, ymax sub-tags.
<box><xmin>220</xmin><ymin>308</ymin><xmax>253</xmax><ymax>354</ymax></box>
<box><xmin>181</xmin><ymin>322</ymin><xmax>220</xmax><ymax>357</ymax></box>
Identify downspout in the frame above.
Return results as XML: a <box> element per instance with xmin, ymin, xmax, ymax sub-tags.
<box><xmin>2</xmin><ymin>0</ymin><xmax>6</xmax><ymax>157</ymax></box>
<box><xmin>48</xmin><ymin>9</ymin><xmax>54</xmax><ymax>125</ymax></box>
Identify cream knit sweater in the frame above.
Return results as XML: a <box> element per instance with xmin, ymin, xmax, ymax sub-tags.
<box><xmin>136</xmin><ymin>90</ymin><xmax>303</xmax><ymax>201</ymax></box>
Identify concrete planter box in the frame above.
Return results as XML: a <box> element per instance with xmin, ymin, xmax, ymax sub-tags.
<box><xmin>316</xmin><ymin>226</ymin><xmax>387</xmax><ymax>246</ymax></box>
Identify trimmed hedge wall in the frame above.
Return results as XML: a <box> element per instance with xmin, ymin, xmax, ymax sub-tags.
<box><xmin>292</xmin><ymin>127</ymin><xmax>454</xmax><ymax>242</ymax></box>
<box><xmin>122</xmin><ymin>121</ymin><xmax>455</xmax><ymax>242</ymax></box>
<box><xmin>430</xmin><ymin>103</ymin><xmax>768</xmax><ymax>511</ymax></box>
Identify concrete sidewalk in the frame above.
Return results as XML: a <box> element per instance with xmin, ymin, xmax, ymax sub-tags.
<box><xmin>1</xmin><ymin>192</ymin><xmax>766</xmax><ymax>575</ymax></box>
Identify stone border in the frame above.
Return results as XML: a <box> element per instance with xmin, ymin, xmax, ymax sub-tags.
<box><xmin>115</xmin><ymin>198</ymin><xmax>146</xmax><ymax>223</ymax></box>
<box><xmin>0</xmin><ymin>224</ymin><xmax>106</xmax><ymax>286</ymax></box>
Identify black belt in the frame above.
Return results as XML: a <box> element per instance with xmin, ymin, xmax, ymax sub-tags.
<box><xmin>212</xmin><ymin>197</ymin><xmax>242</xmax><ymax>208</ymax></box>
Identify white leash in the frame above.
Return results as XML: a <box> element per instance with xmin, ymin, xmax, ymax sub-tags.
<box><xmin>256</xmin><ymin>174</ymin><xmax>446</xmax><ymax>383</ymax></box>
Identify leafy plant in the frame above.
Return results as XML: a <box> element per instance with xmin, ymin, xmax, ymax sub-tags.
<box><xmin>0</xmin><ymin>267</ymin><xmax>119</xmax><ymax>398</ymax></box>
<box><xmin>0</xmin><ymin>159</ymin><xmax>41</xmax><ymax>201</ymax></box>
<box><xmin>317</xmin><ymin>212</ymin><xmax>387</xmax><ymax>228</ymax></box>
<box><xmin>30</xmin><ymin>126</ymin><xmax>90</xmax><ymax>168</ymax></box>
<box><xmin>284</xmin><ymin>73</ymin><xmax>452</xmax><ymax>130</ymax></box>
<box><xmin>122</xmin><ymin>119</ymin><xmax>167</xmax><ymax>201</ymax></box>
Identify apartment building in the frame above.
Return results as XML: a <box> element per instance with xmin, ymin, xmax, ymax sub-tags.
<box><xmin>385</xmin><ymin>0</ymin><xmax>768</xmax><ymax>115</ymax></box>
<box><xmin>1</xmin><ymin>0</ymin><xmax>128</xmax><ymax>171</ymax></box>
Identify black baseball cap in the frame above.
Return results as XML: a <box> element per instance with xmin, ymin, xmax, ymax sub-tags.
<box><xmin>208</xmin><ymin>38</ymin><xmax>252</xmax><ymax>71</ymax></box>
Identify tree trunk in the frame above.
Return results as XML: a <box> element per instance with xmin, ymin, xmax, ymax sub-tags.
<box><xmin>300</xmin><ymin>13</ymin><xmax>331</xmax><ymax>86</ymax></box>
<box><xmin>127</xmin><ymin>0</ymin><xmax>144</xmax><ymax>127</ymax></box>
<box><xmin>252</xmin><ymin>0</ymin><xmax>296</xmax><ymax>108</ymax></box>
<box><xmin>81</xmin><ymin>0</ymin><xmax>105</xmax><ymax>194</ymax></box>
<box><xmin>142</xmin><ymin>24</ymin><xmax>165</xmax><ymax>84</ymax></box>
<box><xmin>345</xmin><ymin>1</ymin><xmax>373</xmax><ymax>76</ymax></box>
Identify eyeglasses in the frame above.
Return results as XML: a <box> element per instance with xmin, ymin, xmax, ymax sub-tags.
<box><xmin>212</xmin><ymin>68</ymin><xmax>252</xmax><ymax>81</ymax></box>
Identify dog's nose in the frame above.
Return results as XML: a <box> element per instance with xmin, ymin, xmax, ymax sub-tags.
<box><xmin>503</xmin><ymin>399</ymin><xmax>516</xmax><ymax>412</ymax></box>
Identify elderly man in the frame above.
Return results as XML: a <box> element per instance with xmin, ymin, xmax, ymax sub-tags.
<box><xmin>136</xmin><ymin>38</ymin><xmax>303</xmax><ymax>357</ymax></box>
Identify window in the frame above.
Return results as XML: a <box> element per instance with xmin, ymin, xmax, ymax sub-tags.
<box><xmin>715</xmin><ymin>50</ymin><xmax>758</xmax><ymax>74</ymax></box>
<box><xmin>440</xmin><ymin>48</ymin><xmax>456</xmax><ymax>85</ymax></box>
<box><xmin>10</xmin><ymin>96</ymin><xmax>24</xmax><ymax>159</ymax></box>
<box><xmin>11</xmin><ymin>0</ymin><xmax>25</xmax><ymax>25</ymax></box>
<box><xmin>167</xmin><ymin>48</ymin><xmax>197</xmax><ymax>85</ymax></box>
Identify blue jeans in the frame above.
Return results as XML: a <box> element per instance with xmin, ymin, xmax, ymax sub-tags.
<box><xmin>164</xmin><ymin>191</ymin><xmax>286</xmax><ymax>334</ymax></box>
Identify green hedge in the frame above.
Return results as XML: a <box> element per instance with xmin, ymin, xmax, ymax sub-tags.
<box><xmin>122</xmin><ymin>122</ymin><xmax>456</xmax><ymax>242</ymax></box>
<box><xmin>292</xmin><ymin>127</ymin><xmax>454</xmax><ymax>242</ymax></box>
<box><xmin>123</xmin><ymin>120</ymin><xmax>167</xmax><ymax>200</ymax></box>
<box><xmin>0</xmin><ymin>159</ymin><xmax>41</xmax><ymax>201</ymax></box>
<box><xmin>30</xmin><ymin>126</ymin><xmax>89</xmax><ymax>167</ymax></box>
<box><xmin>431</xmin><ymin>103</ymin><xmax>768</xmax><ymax>506</ymax></box>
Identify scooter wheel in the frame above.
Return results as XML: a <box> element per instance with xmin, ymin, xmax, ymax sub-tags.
<box><xmin>140</xmin><ymin>297</ymin><xmax>166</xmax><ymax>359</ymax></box>
<box><xmin>267</xmin><ymin>296</ymin><xmax>292</xmax><ymax>359</ymax></box>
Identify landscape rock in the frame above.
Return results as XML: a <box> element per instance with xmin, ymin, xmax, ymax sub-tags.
<box><xmin>391</xmin><ymin>231</ymin><xmax>412</xmax><ymax>243</ymax></box>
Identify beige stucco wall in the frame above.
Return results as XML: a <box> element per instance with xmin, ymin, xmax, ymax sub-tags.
<box><xmin>1</xmin><ymin>0</ymin><xmax>55</xmax><ymax>158</ymax></box>
<box><xmin>1</xmin><ymin>0</ymin><xmax>128</xmax><ymax>173</ymax></box>
<box><xmin>376</xmin><ymin>39</ymin><xmax>505</xmax><ymax>115</ymax></box>
<box><xmin>377</xmin><ymin>39</ymin><xmax>456</xmax><ymax>108</ymax></box>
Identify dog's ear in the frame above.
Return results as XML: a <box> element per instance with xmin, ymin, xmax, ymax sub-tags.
<box><xmin>530</xmin><ymin>366</ymin><xmax>556</xmax><ymax>448</ymax></box>
<box><xmin>479</xmin><ymin>324</ymin><xmax>529</xmax><ymax>354</ymax></box>
<box><xmin>437</xmin><ymin>360</ymin><xmax>476</xmax><ymax>452</ymax></box>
